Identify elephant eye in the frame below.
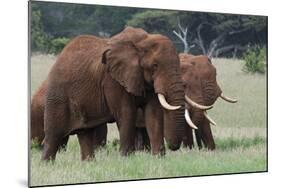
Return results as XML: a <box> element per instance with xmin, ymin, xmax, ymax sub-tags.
<box><xmin>184</xmin><ymin>83</ymin><xmax>190</xmax><ymax>89</ymax></box>
<box><xmin>152</xmin><ymin>63</ymin><xmax>158</xmax><ymax>71</ymax></box>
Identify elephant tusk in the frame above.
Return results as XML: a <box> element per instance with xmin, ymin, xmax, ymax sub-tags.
<box><xmin>203</xmin><ymin>111</ymin><xmax>217</xmax><ymax>126</ymax></box>
<box><xmin>185</xmin><ymin>95</ymin><xmax>213</xmax><ymax>110</ymax></box>
<box><xmin>185</xmin><ymin>109</ymin><xmax>198</xmax><ymax>129</ymax></box>
<box><xmin>220</xmin><ymin>93</ymin><xmax>238</xmax><ymax>103</ymax></box>
<box><xmin>157</xmin><ymin>94</ymin><xmax>181</xmax><ymax>110</ymax></box>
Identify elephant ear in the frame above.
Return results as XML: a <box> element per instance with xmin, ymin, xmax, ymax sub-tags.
<box><xmin>102</xmin><ymin>41</ymin><xmax>144</xmax><ymax>96</ymax></box>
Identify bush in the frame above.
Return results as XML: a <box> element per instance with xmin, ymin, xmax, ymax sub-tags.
<box><xmin>242</xmin><ymin>46</ymin><xmax>266</xmax><ymax>74</ymax></box>
<box><xmin>48</xmin><ymin>37</ymin><xmax>70</xmax><ymax>54</ymax></box>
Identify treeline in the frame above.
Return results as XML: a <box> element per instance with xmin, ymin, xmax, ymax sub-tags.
<box><xmin>31</xmin><ymin>1</ymin><xmax>267</xmax><ymax>57</ymax></box>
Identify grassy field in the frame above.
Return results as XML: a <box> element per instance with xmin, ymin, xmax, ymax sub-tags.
<box><xmin>30</xmin><ymin>54</ymin><xmax>267</xmax><ymax>187</ymax></box>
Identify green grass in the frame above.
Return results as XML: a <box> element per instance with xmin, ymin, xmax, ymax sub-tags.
<box><xmin>30</xmin><ymin>55</ymin><xmax>267</xmax><ymax>187</ymax></box>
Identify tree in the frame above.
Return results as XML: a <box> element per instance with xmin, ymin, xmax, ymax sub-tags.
<box><xmin>35</xmin><ymin>2</ymin><xmax>140</xmax><ymax>37</ymax></box>
<box><xmin>31</xmin><ymin>4</ymin><xmax>48</xmax><ymax>52</ymax></box>
<box><xmin>127</xmin><ymin>10</ymin><xmax>178</xmax><ymax>35</ymax></box>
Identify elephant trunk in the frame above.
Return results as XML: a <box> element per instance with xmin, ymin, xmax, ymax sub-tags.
<box><xmin>155</xmin><ymin>72</ymin><xmax>185</xmax><ymax>151</ymax></box>
<box><xmin>201</xmin><ymin>80</ymin><xmax>222</xmax><ymax>106</ymax></box>
<box><xmin>190</xmin><ymin>108</ymin><xmax>205</xmax><ymax>127</ymax></box>
<box><xmin>164</xmin><ymin>104</ymin><xmax>185</xmax><ymax>150</ymax></box>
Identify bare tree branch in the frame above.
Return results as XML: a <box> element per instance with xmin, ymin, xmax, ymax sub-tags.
<box><xmin>172</xmin><ymin>30</ymin><xmax>185</xmax><ymax>42</ymax></box>
<box><xmin>209</xmin><ymin>28</ymin><xmax>250</xmax><ymax>57</ymax></box>
<box><xmin>176</xmin><ymin>21</ymin><xmax>250</xmax><ymax>57</ymax></box>
<box><xmin>173</xmin><ymin>19</ymin><xmax>194</xmax><ymax>53</ymax></box>
<box><xmin>194</xmin><ymin>23</ymin><xmax>207</xmax><ymax>55</ymax></box>
<box><xmin>207</xmin><ymin>32</ymin><xmax>227</xmax><ymax>58</ymax></box>
<box><xmin>194</xmin><ymin>23</ymin><xmax>250</xmax><ymax>58</ymax></box>
<box><xmin>214</xmin><ymin>44</ymin><xmax>249</xmax><ymax>57</ymax></box>
<box><xmin>228</xmin><ymin>28</ymin><xmax>249</xmax><ymax>35</ymax></box>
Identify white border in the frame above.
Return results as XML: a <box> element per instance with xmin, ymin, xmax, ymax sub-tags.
<box><xmin>1</xmin><ymin>0</ymin><xmax>280</xmax><ymax>188</ymax></box>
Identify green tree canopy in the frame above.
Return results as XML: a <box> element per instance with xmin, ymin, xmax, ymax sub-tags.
<box><xmin>30</xmin><ymin>1</ymin><xmax>267</xmax><ymax>57</ymax></box>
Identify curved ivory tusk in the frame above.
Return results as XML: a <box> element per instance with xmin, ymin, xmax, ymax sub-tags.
<box><xmin>157</xmin><ymin>93</ymin><xmax>181</xmax><ymax>110</ymax></box>
<box><xmin>220</xmin><ymin>93</ymin><xmax>238</xmax><ymax>103</ymax></box>
<box><xmin>203</xmin><ymin>111</ymin><xmax>217</xmax><ymax>126</ymax></box>
<box><xmin>185</xmin><ymin>95</ymin><xmax>213</xmax><ymax>110</ymax></box>
<box><xmin>185</xmin><ymin>109</ymin><xmax>198</xmax><ymax>129</ymax></box>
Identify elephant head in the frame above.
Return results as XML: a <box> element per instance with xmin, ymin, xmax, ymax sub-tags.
<box><xmin>179</xmin><ymin>53</ymin><xmax>237</xmax><ymax>149</ymax></box>
<box><xmin>101</xmin><ymin>27</ymin><xmax>187</xmax><ymax>150</ymax></box>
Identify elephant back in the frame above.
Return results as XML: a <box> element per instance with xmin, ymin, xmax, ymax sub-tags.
<box><xmin>109</xmin><ymin>26</ymin><xmax>148</xmax><ymax>44</ymax></box>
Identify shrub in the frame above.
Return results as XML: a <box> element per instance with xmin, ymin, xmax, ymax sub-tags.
<box><xmin>31</xmin><ymin>138</ymin><xmax>41</xmax><ymax>150</ymax></box>
<box><xmin>48</xmin><ymin>37</ymin><xmax>70</xmax><ymax>54</ymax></box>
<box><xmin>242</xmin><ymin>46</ymin><xmax>266</xmax><ymax>74</ymax></box>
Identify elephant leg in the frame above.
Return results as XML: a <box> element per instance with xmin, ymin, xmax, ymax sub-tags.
<box><xmin>145</xmin><ymin>97</ymin><xmax>165</xmax><ymax>156</ymax></box>
<box><xmin>135</xmin><ymin>127</ymin><xmax>151</xmax><ymax>151</ymax></box>
<box><xmin>77</xmin><ymin>128</ymin><xmax>95</xmax><ymax>160</ymax></box>
<box><xmin>135</xmin><ymin>127</ymin><xmax>144</xmax><ymax>150</ymax></box>
<box><xmin>141</xmin><ymin>128</ymin><xmax>151</xmax><ymax>151</ymax></box>
<box><xmin>117</xmin><ymin>113</ymin><xmax>136</xmax><ymax>156</ymax></box>
<box><xmin>135</xmin><ymin>108</ymin><xmax>150</xmax><ymax>151</ymax></box>
<box><xmin>30</xmin><ymin>103</ymin><xmax>45</xmax><ymax>148</ymax></box>
<box><xmin>58</xmin><ymin>135</ymin><xmax>69</xmax><ymax>151</ymax></box>
<box><xmin>104</xmin><ymin>77</ymin><xmax>137</xmax><ymax>156</ymax></box>
<box><xmin>195</xmin><ymin>130</ymin><xmax>203</xmax><ymax>150</ymax></box>
<box><xmin>42</xmin><ymin>136</ymin><xmax>62</xmax><ymax>161</ymax></box>
<box><xmin>201</xmin><ymin>119</ymin><xmax>215</xmax><ymax>150</ymax></box>
<box><xmin>77</xmin><ymin>124</ymin><xmax>107</xmax><ymax>160</ymax></box>
<box><xmin>146</xmin><ymin>121</ymin><xmax>165</xmax><ymax>155</ymax></box>
<box><xmin>182</xmin><ymin>124</ymin><xmax>194</xmax><ymax>149</ymax></box>
<box><xmin>42</xmin><ymin>102</ymin><xmax>69</xmax><ymax>161</ymax></box>
<box><xmin>114</xmin><ymin>97</ymin><xmax>137</xmax><ymax>156</ymax></box>
<box><xmin>92</xmin><ymin>123</ymin><xmax>108</xmax><ymax>150</ymax></box>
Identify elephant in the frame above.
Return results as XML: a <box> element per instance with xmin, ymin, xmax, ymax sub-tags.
<box><xmin>134</xmin><ymin>53</ymin><xmax>238</xmax><ymax>151</ymax></box>
<box><xmin>31</xmin><ymin>81</ymin><xmax>108</xmax><ymax>152</ymax></box>
<box><xmin>179</xmin><ymin>53</ymin><xmax>237</xmax><ymax>150</ymax></box>
<box><xmin>31</xmin><ymin>80</ymin><xmax>47</xmax><ymax>147</ymax></box>
<box><xmin>37</xmin><ymin>26</ymin><xmax>189</xmax><ymax>161</ymax></box>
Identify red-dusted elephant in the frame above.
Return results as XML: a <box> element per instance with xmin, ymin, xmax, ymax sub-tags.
<box><xmin>31</xmin><ymin>79</ymin><xmax>107</xmax><ymax>152</ymax></box>
<box><xmin>32</xmin><ymin>27</ymin><xmax>190</xmax><ymax>160</ymax></box>
<box><xmin>179</xmin><ymin>53</ymin><xmax>237</xmax><ymax>150</ymax></box>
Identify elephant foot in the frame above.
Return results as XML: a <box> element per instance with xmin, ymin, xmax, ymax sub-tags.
<box><xmin>135</xmin><ymin>127</ymin><xmax>151</xmax><ymax>152</ymax></box>
<box><xmin>77</xmin><ymin>129</ymin><xmax>96</xmax><ymax>161</ymax></box>
<box><xmin>41</xmin><ymin>140</ymin><xmax>60</xmax><ymax>161</ymax></box>
<box><xmin>119</xmin><ymin>145</ymin><xmax>135</xmax><ymax>156</ymax></box>
<box><xmin>151</xmin><ymin>143</ymin><xmax>165</xmax><ymax>156</ymax></box>
<box><xmin>183</xmin><ymin>143</ymin><xmax>194</xmax><ymax>150</ymax></box>
<box><xmin>206</xmin><ymin>144</ymin><xmax>216</xmax><ymax>150</ymax></box>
